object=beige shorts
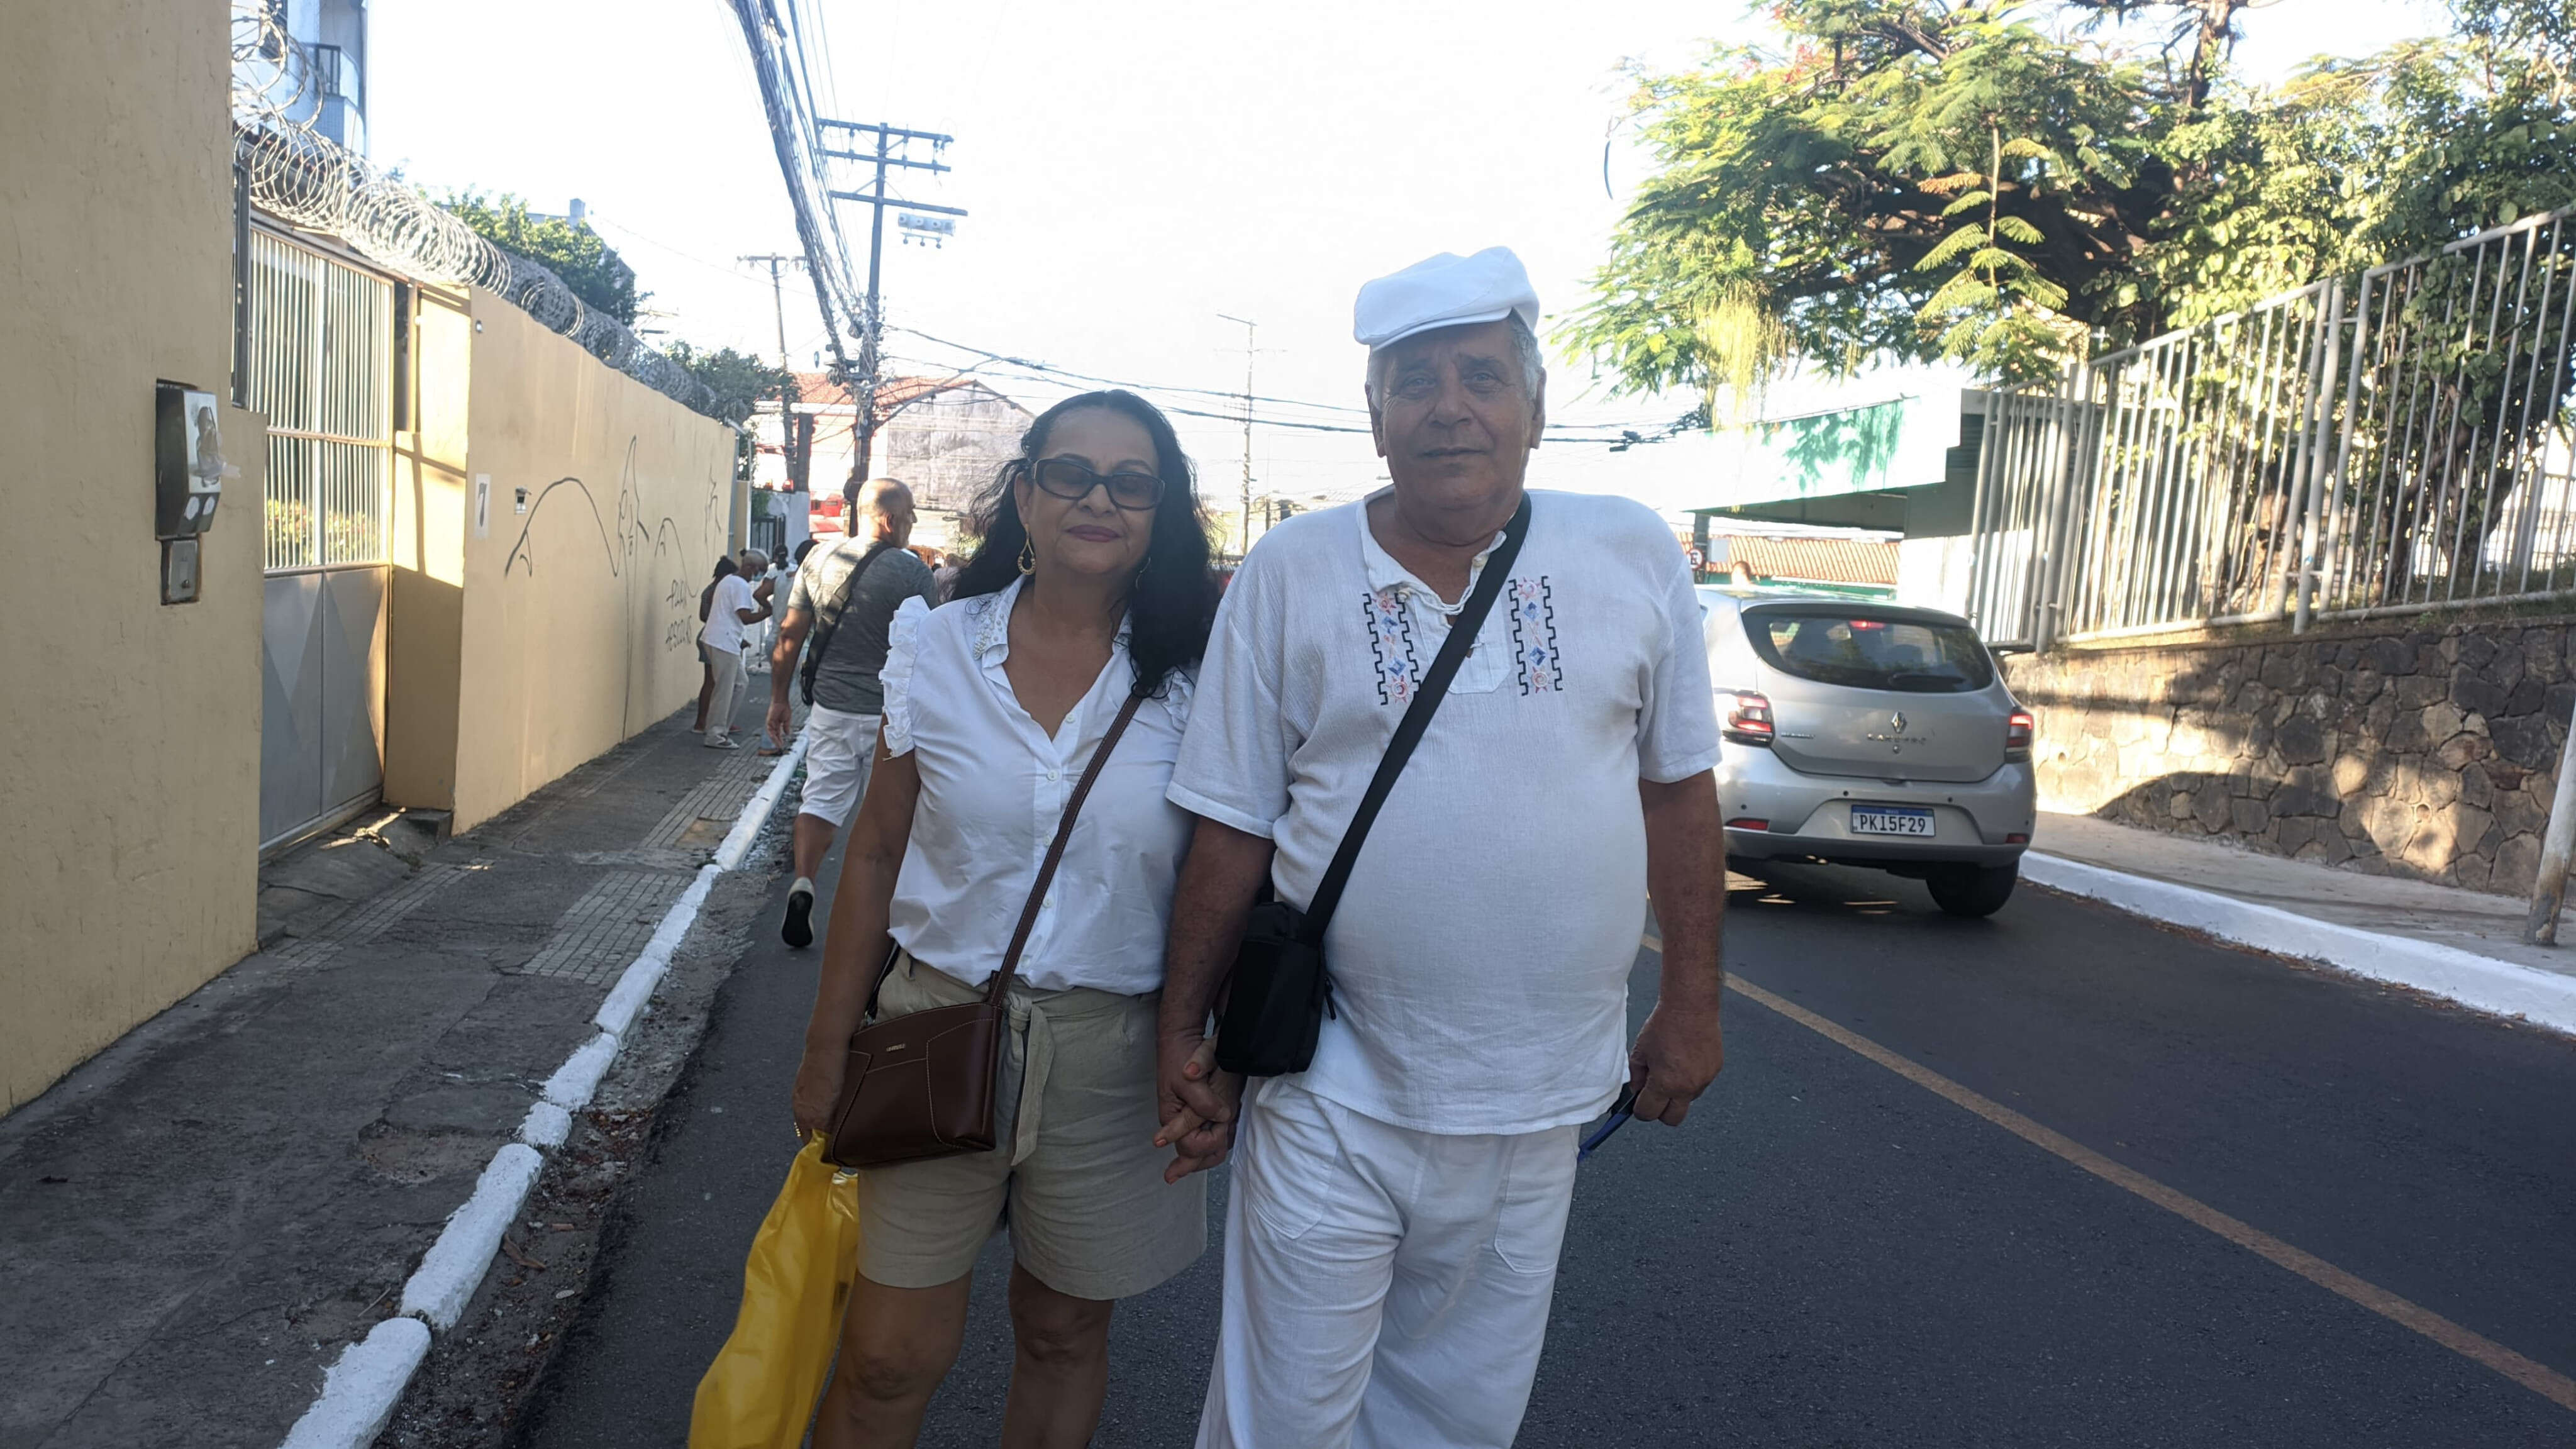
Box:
[854,952,1208,1301]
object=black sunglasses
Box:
[1028,457,1165,512]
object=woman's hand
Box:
[791,1044,846,1141]
[1155,1034,1243,1183]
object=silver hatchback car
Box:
[1699,587,2036,917]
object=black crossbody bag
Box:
[1214,496,1531,1077]
[799,539,897,706]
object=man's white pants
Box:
[1195,1080,1579,1449]
[701,641,746,743]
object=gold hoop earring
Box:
[1017,538,1036,575]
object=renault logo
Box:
[1864,711,1928,750]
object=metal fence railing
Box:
[1963,204,2576,650]
[245,227,392,573]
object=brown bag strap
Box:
[984,686,1152,1005]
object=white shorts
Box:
[799,706,881,826]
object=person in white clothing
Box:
[700,549,769,748]
[790,391,1224,1448]
[1156,248,1729,1449]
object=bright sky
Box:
[369,0,2454,509]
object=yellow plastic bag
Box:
[689,1136,860,1448]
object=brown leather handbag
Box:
[822,687,1150,1170]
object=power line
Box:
[723,1,865,379]
[887,322,1682,440]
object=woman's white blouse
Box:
[879,580,1194,996]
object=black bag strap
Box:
[801,538,898,706]
[1298,494,1531,941]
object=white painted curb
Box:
[398,1143,543,1331]
[275,1316,431,1449]
[518,1100,573,1150]
[2023,852,2576,1035]
[277,722,812,1446]
[716,736,807,870]
[540,1031,621,1113]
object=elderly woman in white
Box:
[790,389,1224,1449]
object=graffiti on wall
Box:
[496,437,728,735]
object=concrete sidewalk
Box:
[0,690,801,1449]
[2026,811,2576,1033]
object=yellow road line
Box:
[1637,933,2576,1414]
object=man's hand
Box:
[1628,997,1724,1126]
[1155,1031,1242,1183]
[791,1043,845,1140]
[765,698,794,746]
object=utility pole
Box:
[738,252,805,500]
[737,252,799,367]
[1217,313,1257,561]
[820,119,966,497]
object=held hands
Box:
[1628,996,1726,1126]
[1155,1032,1242,1184]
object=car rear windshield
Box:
[1744,611,1996,693]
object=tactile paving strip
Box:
[269,862,474,967]
[512,870,692,985]
[641,743,777,850]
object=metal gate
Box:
[1963,203,2576,650]
[245,226,393,850]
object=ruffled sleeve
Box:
[879,596,931,756]
[1155,663,1197,733]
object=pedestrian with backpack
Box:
[767,477,940,948]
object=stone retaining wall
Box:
[2001,618,2576,896]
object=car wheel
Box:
[1926,862,2018,918]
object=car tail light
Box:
[2006,832,2030,844]
[1726,817,1770,831]
[2005,708,2035,762]
[1723,691,1775,747]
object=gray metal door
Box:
[260,566,386,847]
[248,226,393,850]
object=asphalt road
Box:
[511,847,2576,1448]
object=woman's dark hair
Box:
[792,538,818,567]
[952,389,1218,696]
[708,554,738,581]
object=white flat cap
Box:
[1353,247,1540,351]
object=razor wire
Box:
[228,6,719,419]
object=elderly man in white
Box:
[1155,247,1729,1448]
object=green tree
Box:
[665,341,797,425]
[440,191,642,325]
[1566,0,2576,397]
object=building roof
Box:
[1709,533,1899,587]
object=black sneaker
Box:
[782,878,816,949]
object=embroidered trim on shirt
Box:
[1363,587,1423,706]
[967,589,1011,657]
[1509,575,1563,694]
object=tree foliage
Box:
[440,191,643,325]
[664,341,797,427]
[1565,0,2576,397]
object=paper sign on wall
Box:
[473,474,492,538]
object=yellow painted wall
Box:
[383,286,474,811]
[448,293,740,832]
[0,0,264,1110]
